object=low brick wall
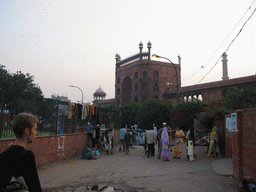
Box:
[0,130,120,167]
[0,133,87,167]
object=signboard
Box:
[226,117,232,132]
[231,113,237,132]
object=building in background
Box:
[115,42,181,105]
[92,86,115,107]
[51,95,70,116]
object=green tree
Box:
[119,102,141,127]
[171,101,204,130]
[197,98,229,130]
[136,99,173,129]
[225,86,256,110]
[5,71,44,115]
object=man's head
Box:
[162,122,167,127]
[87,122,90,126]
[12,113,38,142]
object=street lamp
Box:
[152,54,179,101]
[69,85,84,104]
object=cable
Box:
[196,6,256,85]
[225,7,256,53]
[186,0,256,81]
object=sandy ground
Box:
[38,144,239,192]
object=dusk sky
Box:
[1,0,255,103]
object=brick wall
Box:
[224,108,256,180]
[0,130,121,167]
[0,133,87,167]
[241,108,256,178]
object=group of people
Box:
[86,122,114,156]
[1,112,252,192]
[156,122,186,161]
[118,122,189,161]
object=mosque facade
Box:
[115,42,181,105]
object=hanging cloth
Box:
[77,104,82,119]
[68,102,76,119]
[82,104,88,120]
[88,105,95,119]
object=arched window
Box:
[117,77,120,84]
[134,84,138,92]
[134,72,138,79]
[143,84,147,91]
[142,96,147,102]
[153,71,159,80]
[143,71,147,78]
[153,84,159,91]
[117,88,120,95]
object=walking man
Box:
[119,125,127,152]
[145,126,157,157]
[0,113,42,191]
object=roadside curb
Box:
[212,158,233,176]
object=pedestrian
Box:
[168,126,173,152]
[103,129,112,155]
[161,123,170,161]
[0,113,42,191]
[131,125,136,148]
[186,127,196,162]
[173,126,185,159]
[145,127,157,158]
[207,126,221,157]
[108,128,114,152]
[86,122,94,144]
[93,124,101,148]
[153,124,158,152]
[124,130,131,155]
[157,123,165,159]
[119,125,126,152]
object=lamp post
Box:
[69,85,84,104]
[152,54,179,101]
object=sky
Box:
[1,0,256,103]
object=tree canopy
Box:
[225,86,256,110]
[171,101,204,130]
[136,99,173,129]
[0,67,44,115]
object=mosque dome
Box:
[94,86,106,99]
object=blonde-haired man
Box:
[0,113,42,191]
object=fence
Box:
[0,93,121,139]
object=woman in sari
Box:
[207,126,221,157]
[173,126,185,159]
[161,126,170,161]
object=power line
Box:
[186,0,256,81]
[196,5,256,84]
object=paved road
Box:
[39,144,238,192]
